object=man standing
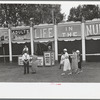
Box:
[76,50,82,73]
[22,53,30,74]
[48,46,52,51]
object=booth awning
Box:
[1,39,30,44]
[58,37,81,41]
[12,39,30,44]
[34,38,54,42]
[86,36,100,40]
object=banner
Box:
[0,28,8,41]
[57,23,81,38]
[11,28,30,40]
[85,21,100,36]
[34,24,54,39]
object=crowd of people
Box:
[21,45,82,76]
[60,48,82,76]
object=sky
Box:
[61,4,79,20]
[60,1,100,20]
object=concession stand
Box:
[0,28,9,62]
[33,24,55,66]
[57,22,82,62]
[85,19,100,61]
[1,19,100,63]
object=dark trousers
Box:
[23,62,29,74]
[78,61,82,70]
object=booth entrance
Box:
[86,39,100,62]
[34,41,55,66]
[34,41,54,56]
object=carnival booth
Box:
[57,22,82,62]
[11,26,31,62]
[33,24,55,66]
[0,28,9,62]
[85,19,100,62]
[1,19,100,63]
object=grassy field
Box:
[0,62,100,82]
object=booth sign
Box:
[85,21,100,36]
[34,25,54,39]
[11,29,30,40]
[44,51,55,66]
[57,23,81,38]
[0,28,8,41]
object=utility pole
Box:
[52,5,55,24]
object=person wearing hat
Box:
[22,52,30,74]
[59,51,64,69]
[22,45,29,54]
[76,50,82,73]
[61,48,72,75]
[71,49,78,73]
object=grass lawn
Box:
[0,62,100,82]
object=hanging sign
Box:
[0,28,8,41]
[85,21,100,36]
[11,28,30,40]
[34,25,54,39]
[57,23,81,38]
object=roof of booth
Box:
[11,26,30,30]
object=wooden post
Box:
[81,20,86,61]
[54,24,58,61]
[8,25,12,62]
[30,24,34,56]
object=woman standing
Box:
[71,49,78,73]
[59,52,64,69]
[61,48,72,75]
[30,53,38,74]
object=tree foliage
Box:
[67,5,100,22]
[0,4,64,27]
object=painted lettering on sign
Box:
[57,24,81,38]
[86,23,100,36]
[12,29,30,40]
[34,27,54,39]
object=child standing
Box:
[76,50,82,73]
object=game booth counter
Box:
[11,24,55,67]
[33,24,55,66]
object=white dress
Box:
[60,54,65,65]
[63,52,71,71]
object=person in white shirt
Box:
[22,53,30,74]
[61,48,72,75]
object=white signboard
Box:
[18,56,44,66]
[44,52,51,66]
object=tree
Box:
[67,5,100,22]
[0,4,64,27]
